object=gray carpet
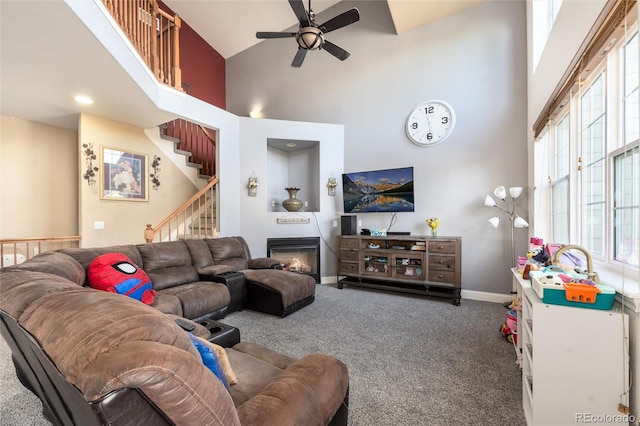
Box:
[0,283,525,425]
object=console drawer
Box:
[429,255,456,271]
[429,270,455,284]
[428,241,456,254]
[340,250,359,263]
[339,262,360,275]
[340,238,360,250]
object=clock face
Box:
[406,100,456,147]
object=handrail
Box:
[101,0,182,91]
[0,236,81,268]
[145,176,218,242]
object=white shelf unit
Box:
[513,269,630,426]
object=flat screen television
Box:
[342,167,415,213]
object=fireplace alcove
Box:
[266,237,320,283]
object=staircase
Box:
[100,0,218,243]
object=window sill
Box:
[595,263,640,311]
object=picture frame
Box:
[100,146,148,201]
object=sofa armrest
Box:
[236,354,348,426]
[248,258,281,270]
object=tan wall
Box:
[79,114,198,248]
[0,116,78,238]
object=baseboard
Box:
[461,289,514,304]
[322,276,513,305]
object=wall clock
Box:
[406,100,456,147]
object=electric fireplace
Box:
[267,237,320,283]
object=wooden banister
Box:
[0,236,80,268]
[144,176,218,243]
[102,0,182,91]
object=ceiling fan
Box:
[256,0,360,68]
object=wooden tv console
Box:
[337,235,461,305]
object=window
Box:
[532,0,564,71]
[623,33,639,145]
[580,72,606,257]
[552,113,570,243]
[613,147,639,266]
[546,28,639,272]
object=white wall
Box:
[237,117,345,279]
[227,0,528,294]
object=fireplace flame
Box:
[284,257,312,274]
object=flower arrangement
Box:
[426,217,440,237]
[82,143,99,187]
[150,155,161,190]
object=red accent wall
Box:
[159,1,226,109]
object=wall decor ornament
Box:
[100,146,148,201]
[282,187,303,212]
[248,173,259,196]
[327,177,337,196]
[150,155,161,190]
[82,143,99,187]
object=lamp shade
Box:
[514,216,529,228]
[484,195,496,207]
[488,217,500,228]
[493,186,506,200]
[509,187,523,199]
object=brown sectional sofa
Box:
[0,238,348,425]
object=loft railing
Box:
[144,176,218,243]
[102,0,182,90]
[0,236,80,268]
[163,119,217,177]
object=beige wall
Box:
[0,116,78,238]
[79,114,198,247]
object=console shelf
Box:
[337,235,461,305]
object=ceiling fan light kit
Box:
[256,0,360,67]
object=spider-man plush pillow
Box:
[88,253,156,305]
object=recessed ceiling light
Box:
[75,95,94,105]
[286,142,297,147]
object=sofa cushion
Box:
[0,270,81,318]
[182,239,215,269]
[236,354,348,426]
[158,282,230,319]
[136,241,199,290]
[17,288,241,426]
[205,237,249,271]
[3,251,85,285]
[58,245,142,283]
[151,293,184,316]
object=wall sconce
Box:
[248,172,259,196]
[327,176,337,196]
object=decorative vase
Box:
[282,187,303,212]
[431,228,438,237]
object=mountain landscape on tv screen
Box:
[342,168,415,213]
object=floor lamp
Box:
[484,186,529,293]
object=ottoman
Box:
[241,269,316,317]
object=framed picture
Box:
[100,146,148,201]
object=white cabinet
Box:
[514,270,630,425]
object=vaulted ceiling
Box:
[0,0,487,130]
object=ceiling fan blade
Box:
[322,40,350,61]
[288,0,309,27]
[256,32,297,39]
[291,47,307,68]
[318,8,360,34]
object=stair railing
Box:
[0,236,80,268]
[163,119,217,177]
[144,176,218,243]
[102,0,182,90]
